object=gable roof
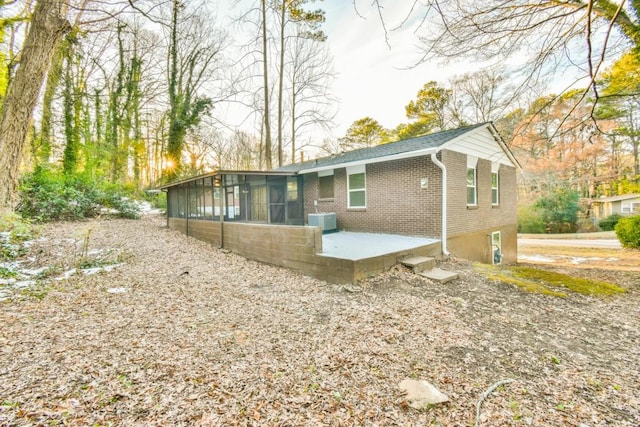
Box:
[591,194,640,203]
[276,122,520,174]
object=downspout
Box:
[430,152,450,256]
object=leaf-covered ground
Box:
[1,216,639,426]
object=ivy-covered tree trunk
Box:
[36,38,67,165]
[62,49,83,176]
[165,0,213,180]
[107,23,127,183]
[0,0,70,210]
[62,56,77,174]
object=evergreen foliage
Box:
[598,213,622,231]
[615,215,640,249]
[534,188,581,233]
[17,167,141,222]
[517,205,546,233]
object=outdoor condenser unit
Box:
[308,213,337,233]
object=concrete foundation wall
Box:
[166,218,441,284]
[448,224,518,264]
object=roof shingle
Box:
[275,123,488,173]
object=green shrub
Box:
[518,205,546,233]
[535,188,581,233]
[615,215,640,249]
[599,213,622,231]
[0,212,36,260]
[145,191,167,210]
[17,167,141,222]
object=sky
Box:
[216,0,462,139]
[213,1,606,142]
[320,1,453,136]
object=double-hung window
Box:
[347,165,366,208]
[466,156,478,206]
[491,163,500,206]
[318,170,334,199]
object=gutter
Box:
[430,152,450,256]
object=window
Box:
[466,167,477,206]
[492,231,502,265]
[491,172,499,205]
[467,156,478,206]
[287,179,298,201]
[622,201,640,214]
[347,165,366,208]
[318,170,334,199]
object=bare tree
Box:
[287,34,335,163]
[365,1,638,128]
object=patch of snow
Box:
[571,257,589,265]
[13,280,36,289]
[107,287,129,294]
[81,263,123,275]
[518,254,556,263]
[0,278,17,285]
[20,266,50,277]
[0,261,22,270]
[138,200,164,215]
[56,269,77,280]
[0,290,11,301]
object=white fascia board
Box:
[297,147,439,174]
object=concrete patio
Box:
[320,231,440,261]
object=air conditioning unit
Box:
[308,213,337,233]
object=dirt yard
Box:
[1,215,639,426]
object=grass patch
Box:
[511,266,626,296]
[474,264,626,297]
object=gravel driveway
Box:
[1,215,639,426]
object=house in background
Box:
[591,194,640,221]
[160,122,520,283]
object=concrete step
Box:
[419,268,459,283]
[400,256,436,273]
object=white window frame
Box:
[467,167,477,206]
[491,231,502,265]
[467,156,478,206]
[347,165,366,208]
[491,163,500,206]
[621,202,631,214]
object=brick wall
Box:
[441,150,518,263]
[304,156,443,237]
[303,150,518,264]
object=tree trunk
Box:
[277,0,285,167]
[291,79,296,163]
[0,0,70,210]
[37,39,66,165]
[261,0,272,170]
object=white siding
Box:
[442,126,513,166]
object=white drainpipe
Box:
[430,152,450,256]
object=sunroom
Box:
[161,170,304,225]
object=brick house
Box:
[160,122,520,282]
[277,122,521,264]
